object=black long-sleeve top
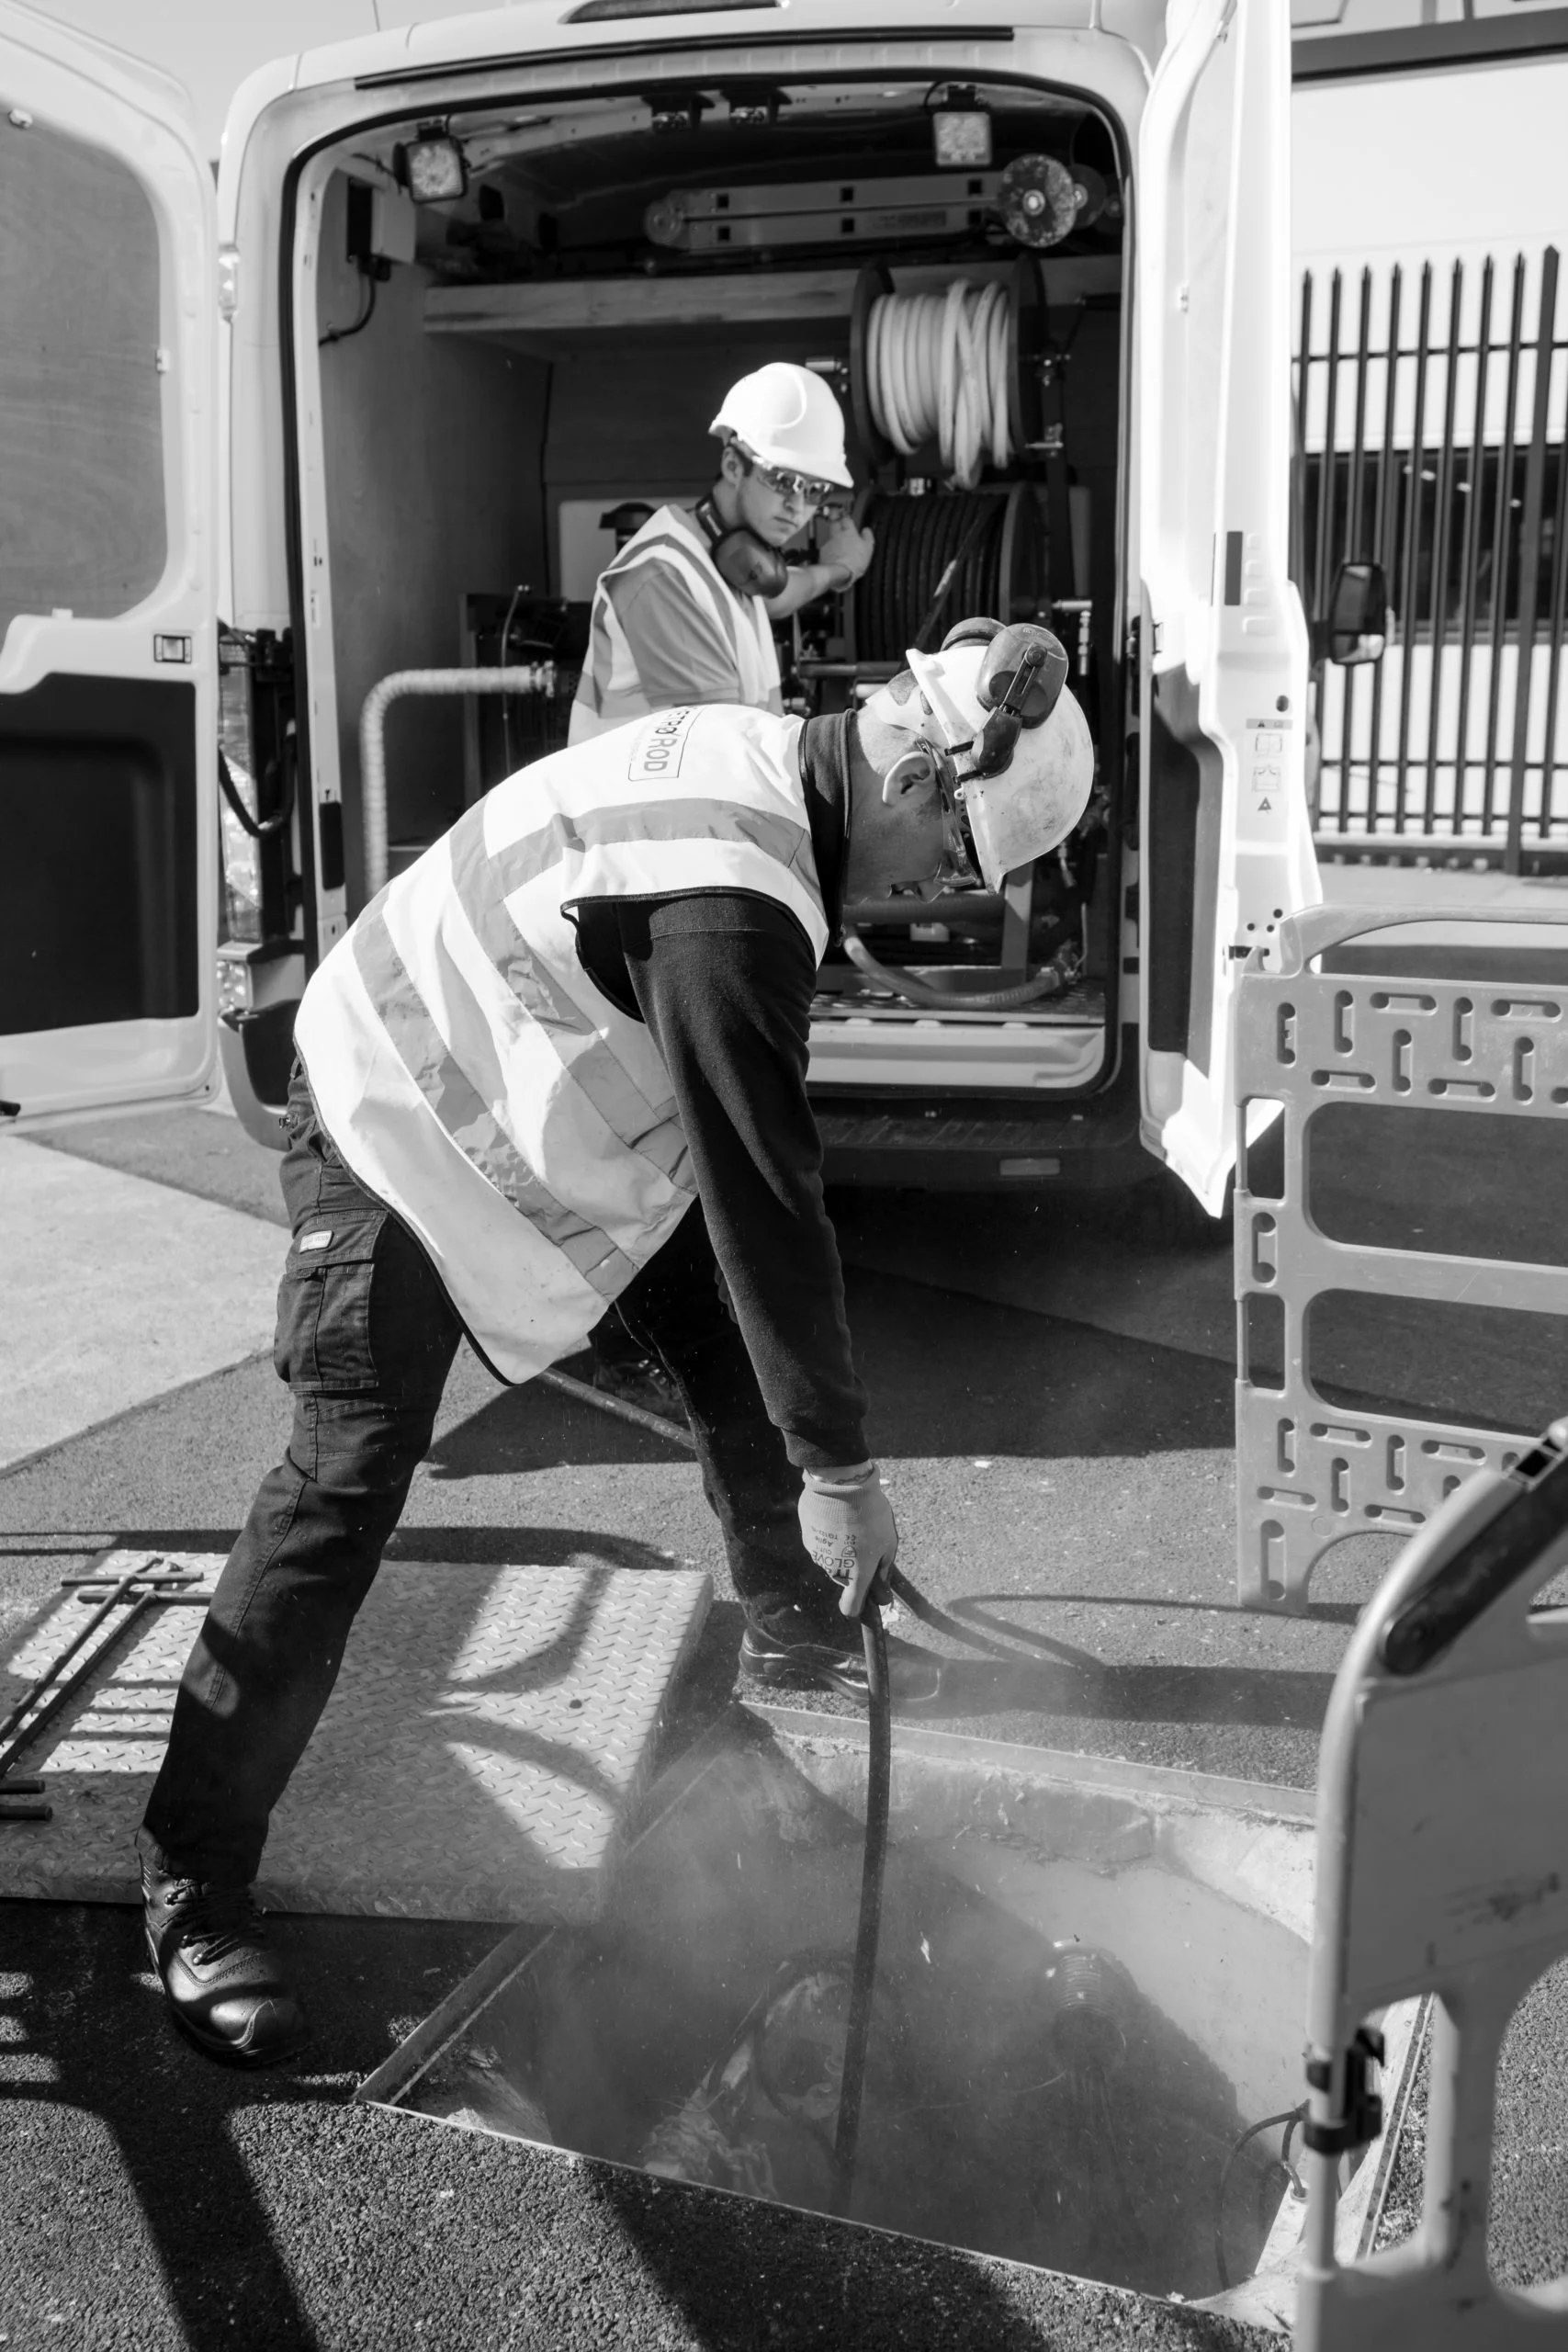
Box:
[570,712,865,1472]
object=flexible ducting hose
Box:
[866,282,1011,489]
[358,666,555,898]
[840,926,1071,1012]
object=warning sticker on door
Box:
[627,707,699,784]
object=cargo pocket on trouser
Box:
[273,1210,388,1395]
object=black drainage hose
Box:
[829,1565,1045,2211]
[830,1593,891,2217]
[886,1563,1021,1660]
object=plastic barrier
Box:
[1293,1421,1568,2346]
[1234,903,1568,1611]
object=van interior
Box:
[289,72,1129,1108]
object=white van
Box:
[0,0,1375,1214]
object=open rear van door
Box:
[0,1,218,1124]
[1135,0,1314,1213]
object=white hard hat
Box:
[709,362,853,492]
[863,622,1094,888]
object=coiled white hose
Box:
[865,281,1010,489]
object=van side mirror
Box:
[1322,560,1389,666]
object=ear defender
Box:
[973,624,1069,729]
[694,496,790,600]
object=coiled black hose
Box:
[855,491,1008,662]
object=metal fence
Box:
[1297,247,1568,869]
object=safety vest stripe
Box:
[386,836,694,1241]
[445,808,693,1183]
[605,534,741,661]
[350,905,636,1298]
[483,797,814,903]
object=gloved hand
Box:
[818,517,875,589]
[797,1461,898,1620]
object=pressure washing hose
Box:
[866,283,1011,488]
[840,928,1073,1012]
[830,1592,891,2216]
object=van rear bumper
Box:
[813,1030,1145,1191]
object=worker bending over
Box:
[568,361,874,742]
[137,617,1092,2068]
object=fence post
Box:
[1505,246,1560,875]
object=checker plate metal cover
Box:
[0,1552,711,1922]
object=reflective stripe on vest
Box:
[295,704,826,1383]
[569,503,782,743]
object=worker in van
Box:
[567,360,874,743]
[135,617,1091,2066]
[571,361,874,1412]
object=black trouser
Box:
[141,1068,834,1886]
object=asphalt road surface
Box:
[4,1098,1566,2349]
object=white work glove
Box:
[818,517,874,589]
[797,1461,898,1620]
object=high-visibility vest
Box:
[296,703,828,1382]
[568,503,782,743]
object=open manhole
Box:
[360,1708,1419,2317]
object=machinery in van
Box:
[0,0,1383,1212]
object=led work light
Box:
[931,88,992,171]
[395,127,468,204]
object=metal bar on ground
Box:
[1505,246,1559,871]
[537,1367,696,1450]
[0,1596,158,1782]
[0,1556,162,1752]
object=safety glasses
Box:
[739,451,838,509]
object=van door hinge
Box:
[218,246,240,321]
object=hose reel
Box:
[849,483,1044,664]
[849,255,1051,487]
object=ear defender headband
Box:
[694,494,790,601]
[938,619,1071,779]
[871,620,1069,777]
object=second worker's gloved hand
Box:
[797,1461,897,1620]
[818,517,875,588]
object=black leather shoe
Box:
[141,1845,310,2067]
[739,1621,942,1707]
